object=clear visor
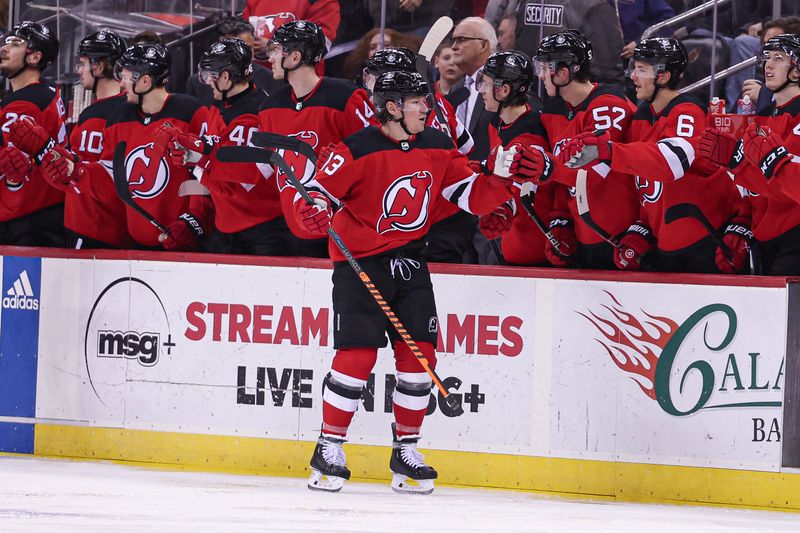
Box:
[759,50,791,69]
[625,60,661,79]
[113,62,140,83]
[392,93,434,113]
[362,68,377,91]
[3,36,27,48]
[266,41,288,58]
[197,68,220,86]
[476,69,503,91]
[532,59,557,76]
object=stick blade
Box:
[418,16,454,60]
[664,203,702,225]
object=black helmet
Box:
[482,50,534,101]
[365,47,416,75]
[79,30,126,62]
[534,29,592,80]
[115,43,170,86]
[270,20,326,64]
[631,38,688,89]
[198,38,253,83]
[8,21,59,69]
[373,70,429,119]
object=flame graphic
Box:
[577,291,678,400]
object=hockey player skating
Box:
[258,20,375,257]
[561,38,751,274]
[10,30,131,249]
[531,30,639,270]
[295,71,542,493]
[0,21,66,246]
[38,43,214,251]
[700,34,800,275]
[155,38,296,255]
[475,50,557,266]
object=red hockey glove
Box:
[8,116,55,165]
[544,214,577,267]
[562,130,612,169]
[614,222,654,271]
[743,123,792,179]
[315,142,338,172]
[509,143,554,184]
[154,124,215,167]
[716,220,752,274]
[0,145,32,183]
[294,191,332,237]
[479,201,514,240]
[159,212,205,251]
[41,145,79,186]
[698,128,744,169]
[485,144,518,178]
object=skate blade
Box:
[307,469,346,492]
[391,473,434,495]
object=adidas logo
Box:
[2,270,39,310]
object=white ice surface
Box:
[0,456,798,533]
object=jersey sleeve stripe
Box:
[657,137,694,180]
[442,174,476,213]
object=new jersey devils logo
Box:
[126,143,169,199]
[635,176,663,205]
[377,171,433,234]
[258,12,297,38]
[276,131,319,191]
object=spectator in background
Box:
[341,28,410,83]
[242,0,340,60]
[618,0,675,61]
[497,14,517,51]
[132,30,162,45]
[514,0,626,86]
[368,0,454,34]
[484,0,520,28]
[434,40,464,95]
[184,16,279,105]
[740,16,800,113]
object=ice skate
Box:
[389,423,437,494]
[308,434,350,492]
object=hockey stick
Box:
[416,16,455,138]
[218,145,464,415]
[664,202,734,265]
[517,182,567,258]
[251,132,318,164]
[112,142,170,234]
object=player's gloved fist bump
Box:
[159,212,205,251]
[743,123,792,179]
[0,145,33,183]
[544,214,577,267]
[554,137,583,166]
[614,222,654,271]
[563,129,612,169]
[698,128,743,169]
[41,145,79,186]
[716,219,752,274]
[8,117,54,164]
[479,201,514,240]
[295,191,332,237]
[509,144,554,184]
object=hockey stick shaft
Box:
[518,193,565,256]
[112,142,170,234]
[250,132,318,164]
[664,203,734,263]
[218,146,462,413]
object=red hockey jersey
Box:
[728,95,800,241]
[487,106,556,265]
[309,126,514,261]
[243,0,340,42]
[258,77,376,239]
[612,95,748,251]
[0,82,66,221]
[67,92,131,247]
[80,94,213,247]
[541,84,639,245]
[202,85,282,234]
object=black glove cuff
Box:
[548,217,573,230]
[760,145,789,178]
[179,212,204,238]
[625,223,655,244]
[723,223,753,241]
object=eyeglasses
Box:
[452,36,487,46]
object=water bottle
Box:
[737,95,754,115]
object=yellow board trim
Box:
[30,424,800,511]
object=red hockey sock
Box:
[392,340,436,437]
[321,347,378,437]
